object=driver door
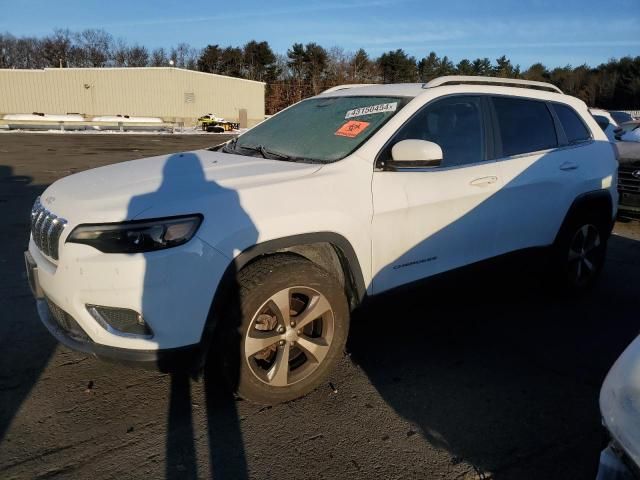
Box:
[371,95,502,293]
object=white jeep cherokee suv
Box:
[25,76,618,404]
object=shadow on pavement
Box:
[126,153,253,479]
[349,234,640,479]
[0,165,57,443]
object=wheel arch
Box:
[555,189,615,244]
[197,232,366,365]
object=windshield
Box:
[611,111,633,124]
[224,96,408,163]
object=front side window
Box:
[554,104,591,144]
[380,96,485,168]
[492,97,558,157]
[225,96,407,163]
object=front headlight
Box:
[67,215,202,253]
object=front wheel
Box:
[217,254,349,404]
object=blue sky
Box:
[1,0,639,68]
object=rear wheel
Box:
[567,224,604,288]
[551,211,610,292]
[218,254,349,404]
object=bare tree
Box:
[326,46,350,85]
[127,45,149,67]
[112,38,128,67]
[150,47,168,67]
[41,29,74,67]
[75,29,112,67]
[170,43,199,69]
[0,33,16,68]
[10,36,44,68]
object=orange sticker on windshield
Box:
[335,120,370,138]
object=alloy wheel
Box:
[567,224,601,287]
[244,286,335,387]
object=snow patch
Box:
[0,127,243,136]
[3,113,85,122]
[91,116,163,123]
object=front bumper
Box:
[27,233,229,353]
[35,297,200,370]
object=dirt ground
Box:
[1,133,639,479]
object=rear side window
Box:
[554,104,591,144]
[492,97,558,157]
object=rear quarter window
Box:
[492,97,558,157]
[554,104,592,144]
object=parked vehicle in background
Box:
[590,109,619,142]
[616,142,640,220]
[25,76,618,404]
[609,110,635,125]
[197,113,240,132]
[617,122,640,142]
[598,336,640,480]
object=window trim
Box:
[374,93,493,171]
[549,101,594,147]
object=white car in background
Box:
[25,76,618,404]
[598,336,640,479]
[620,125,640,143]
[590,108,619,142]
[610,111,636,125]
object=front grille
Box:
[30,197,67,260]
[46,297,91,342]
[618,166,640,194]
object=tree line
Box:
[1,29,639,114]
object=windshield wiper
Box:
[221,141,316,163]
[220,137,238,153]
[237,144,292,160]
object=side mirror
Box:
[391,140,443,167]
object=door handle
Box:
[469,176,498,187]
[559,161,578,171]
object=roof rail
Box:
[424,76,563,94]
[322,83,376,94]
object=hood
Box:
[39,149,322,223]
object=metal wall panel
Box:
[0,67,265,126]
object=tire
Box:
[550,209,610,292]
[216,254,349,404]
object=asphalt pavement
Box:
[1,133,639,479]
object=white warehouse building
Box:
[0,67,265,127]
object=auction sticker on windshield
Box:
[335,120,370,138]
[345,102,398,119]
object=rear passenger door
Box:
[490,96,584,254]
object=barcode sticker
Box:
[345,102,398,119]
